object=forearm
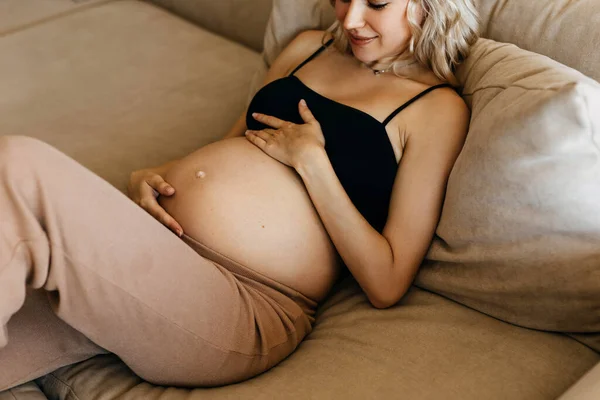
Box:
[295,147,396,308]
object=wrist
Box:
[295,145,327,178]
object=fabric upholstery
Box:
[0,0,113,37]
[0,0,261,193]
[263,0,334,67]
[37,280,599,400]
[0,382,48,400]
[144,0,273,52]
[414,38,600,350]
[476,0,600,82]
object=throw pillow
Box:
[415,38,600,351]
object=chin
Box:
[350,49,377,65]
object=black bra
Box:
[246,38,452,233]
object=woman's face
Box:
[334,0,416,65]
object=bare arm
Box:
[295,89,470,309]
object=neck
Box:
[364,58,418,76]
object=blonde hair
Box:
[327,0,480,87]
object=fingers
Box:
[252,112,287,129]
[147,174,175,197]
[245,129,275,147]
[137,176,183,236]
[139,192,184,236]
[298,99,317,124]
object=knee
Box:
[0,136,54,168]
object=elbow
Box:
[367,284,407,310]
[369,296,394,309]
[367,273,411,309]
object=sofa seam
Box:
[462,84,563,98]
[6,388,17,400]
[0,0,121,39]
[44,373,82,400]
[581,86,600,154]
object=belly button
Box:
[195,170,206,179]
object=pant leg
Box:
[0,136,313,389]
[0,288,108,390]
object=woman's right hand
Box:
[128,168,184,237]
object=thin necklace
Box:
[372,66,392,75]
[370,60,418,75]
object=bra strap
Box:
[289,38,335,76]
[382,83,453,126]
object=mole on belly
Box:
[195,170,206,179]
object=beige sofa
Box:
[1,0,599,399]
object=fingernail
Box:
[245,130,249,135]
[177,229,183,237]
[300,99,307,106]
[252,113,258,118]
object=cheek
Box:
[381,13,411,42]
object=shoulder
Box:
[406,84,470,145]
[269,30,333,77]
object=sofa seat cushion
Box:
[37,279,598,399]
[0,382,48,400]
[0,0,113,36]
[0,0,261,193]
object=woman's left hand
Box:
[245,99,325,169]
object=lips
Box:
[348,33,378,46]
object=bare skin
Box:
[129,0,470,307]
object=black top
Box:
[246,38,452,233]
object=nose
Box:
[342,1,366,30]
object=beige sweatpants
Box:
[0,136,317,390]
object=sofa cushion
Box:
[37,280,599,399]
[0,382,47,400]
[476,0,600,82]
[0,0,113,36]
[413,38,600,350]
[145,0,273,52]
[0,0,261,193]
[262,0,333,68]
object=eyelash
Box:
[369,2,389,10]
[339,1,390,11]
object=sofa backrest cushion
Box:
[477,0,600,83]
[415,38,600,350]
[145,0,273,52]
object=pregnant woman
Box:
[1,0,478,390]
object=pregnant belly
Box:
[159,137,341,302]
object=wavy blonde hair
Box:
[327,0,480,87]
